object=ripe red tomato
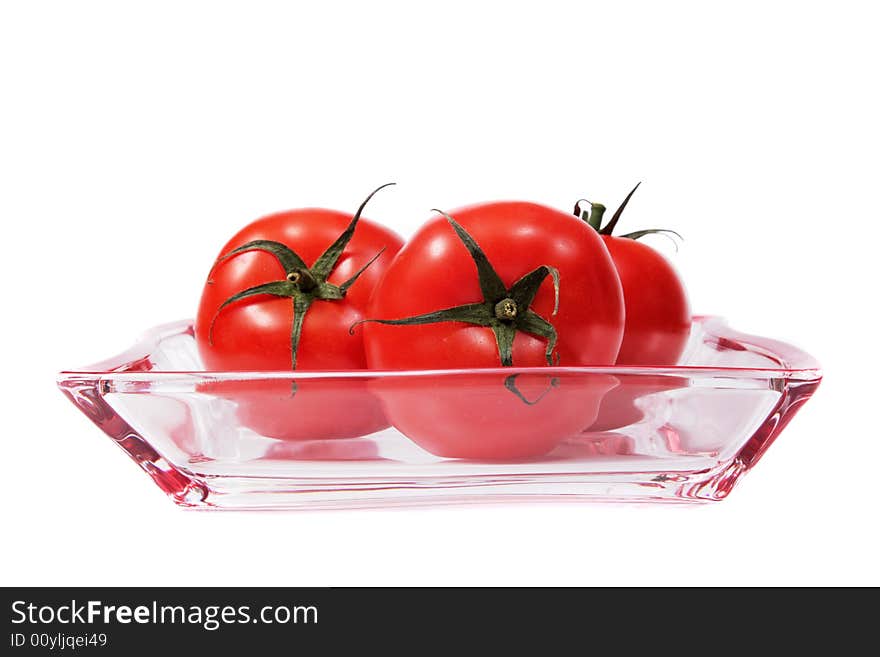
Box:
[601,236,690,365]
[194,185,404,440]
[587,232,691,430]
[359,202,625,459]
[575,184,691,366]
[575,184,691,431]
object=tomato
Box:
[194,185,404,440]
[359,202,625,459]
[588,233,691,430]
[575,184,691,431]
[601,235,690,365]
[575,184,691,366]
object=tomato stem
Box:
[599,182,641,235]
[494,298,519,320]
[573,182,683,247]
[586,203,606,231]
[286,268,318,292]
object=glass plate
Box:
[57,317,820,509]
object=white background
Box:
[1,1,877,586]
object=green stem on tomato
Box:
[573,182,682,249]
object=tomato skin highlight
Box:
[361,201,625,459]
[600,234,690,367]
[194,207,404,440]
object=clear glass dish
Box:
[57,316,821,509]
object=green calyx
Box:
[574,182,682,247]
[208,182,394,369]
[352,210,561,367]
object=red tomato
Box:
[575,184,691,366]
[601,237,690,365]
[575,184,691,431]
[584,236,691,430]
[359,202,625,459]
[194,186,404,440]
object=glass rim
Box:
[57,315,822,381]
